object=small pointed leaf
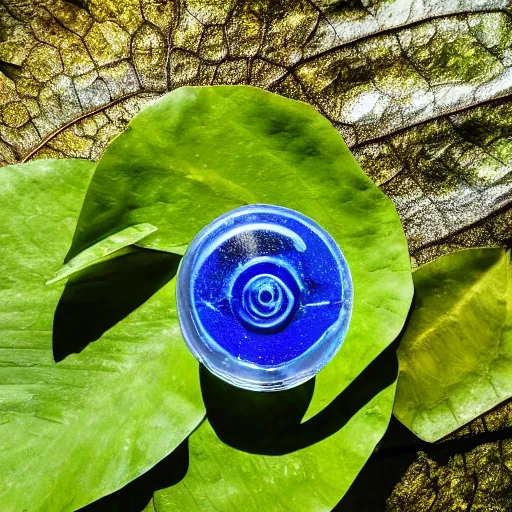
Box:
[46,223,158,285]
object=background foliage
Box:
[1,0,512,509]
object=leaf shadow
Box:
[78,438,190,512]
[201,339,398,456]
[334,295,424,511]
[53,248,180,362]
[334,417,422,511]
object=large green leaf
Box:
[65,84,411,508]
[394,248,512,442]
[68,85,413,418]
[0,159,204,511]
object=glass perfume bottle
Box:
[176,204,352,391]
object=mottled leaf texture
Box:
[394,248,512,442]
[0,0,511,267]
[1,0,512,509]
[0,160,204,511]
[387,445,512,512]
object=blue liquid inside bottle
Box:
[177,205,352,391]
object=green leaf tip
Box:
[46,223,158,285]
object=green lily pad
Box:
[394,248,512,442]
[64,85,412,507]
[0,159,204,511]
[68,85,413,417]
